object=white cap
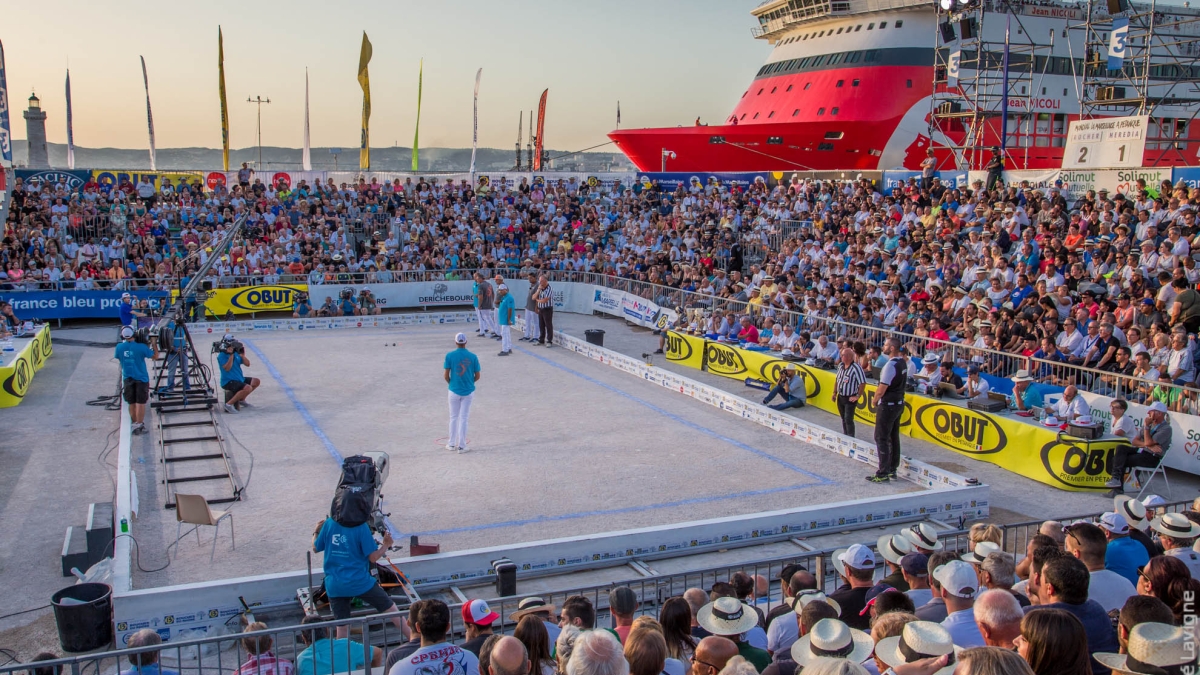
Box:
[120,326,135,339]
[933,560,978,598]
[837,544,876,573]
[455,332,468,344]
[223,333,234,341]
[121,292,131,300]
[1098,512,1130,535]
[498,284,509,290]
[1148,401,1169,414]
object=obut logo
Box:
[854,391,914,427]
[3,354,31,397]
[1039,439,1121,489]
[229,286,299,310]
[665,331,693,362]
[704,343,748,376]
[913,402,1006,454]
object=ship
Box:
[609,0,1200,173]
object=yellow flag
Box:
[358,32,372,170]
[218,27,229,172]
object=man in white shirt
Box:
[810,334,839,362]
[1064,522,1137,613]
[1053,386,1089,422]
[961,366,991,403]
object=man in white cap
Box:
[118,291,146,329]
[829,544,876,630]
[934,560,984,647]
[913,353,942,394]
[496,284,515,356]
[1097,510,1149,586]
[444,333,481,454]
[114,325,157,435]
[1105,401,1172,496]
[1150,512,1200,576]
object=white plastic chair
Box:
[1128,448,1171,500]
[173,493,235,561]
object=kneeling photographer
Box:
[293,291,313,319]
[357,288,381,316]
[338,288,358,317]
[316,295,337,318]
[216,334,260,413]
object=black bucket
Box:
[584,329,605,347]
[51,583,113,652]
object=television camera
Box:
[330,451,392,538]
[212,335,245,355]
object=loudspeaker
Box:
[493,558,517,597]
[940,21,957,43]
[1107,0,1129,14]
[960,17,976,39]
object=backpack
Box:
[330,456,377,528]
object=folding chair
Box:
[173,493,235,561]
[1129,448,1171,500]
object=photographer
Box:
[217,334,260,413]
[357,288,381,316]
[316,296,337,318]
[115,325,157,435]
[292,292,313,319]
[311,516,408,640]
[338,289,358,317]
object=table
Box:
[0,325,53,407]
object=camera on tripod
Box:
[212,335,245,355]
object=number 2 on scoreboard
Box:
[1078,146,1088,164]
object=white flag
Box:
[302,68,312,171]
[140,56,157,170]
[65,70,75,169]
[470,68,481,174]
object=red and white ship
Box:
[609,0,1200,172]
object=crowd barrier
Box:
[0,325,53,407]
[663,330,1200,489]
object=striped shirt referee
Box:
[834,355,866,437]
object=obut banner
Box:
[0,325,53,407]
[198,285,308,316]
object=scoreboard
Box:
[1062,115,1149,168]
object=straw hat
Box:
[790,619,874,666]
[878,534,915,565]
[1150,512,1200,540]
[875,622,962,675]
[792,590,841,616]
[1093,623,1195,674]
[696,597,759,637]
[510,597,556,621]
[960,541,1002,565]
[1115,494,1149,530]
[903,523,945,552]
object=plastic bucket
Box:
[51,583,113,652]
[584,329,605,347]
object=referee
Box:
[833,347,865,437]
[869,337,907,483]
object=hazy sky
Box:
[5,1,767,152]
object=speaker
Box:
[493,558,517,597]
[1107,0,1129,14]
[940,21,957,43]
[960,17,976,39]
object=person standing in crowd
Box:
[444,332,481,454]
[118,292,147,329]
[869,338,906,483]
[115,325,156,435]
[461,599,499,656]
[388,600,479,675]
[833,348,865,437]
[521,273,540,343]
[496,284,515,356]
[237,162,253,187]
[1106,401,1171,495]
[535,275,554,346]
[985,147,1004,191]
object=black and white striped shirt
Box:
[836,362,866,397]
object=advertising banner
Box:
[1078,390,1200,476]
[881,171,968,190]
[15,169,91,191]
[663,330,705,371]
[91,170,207,191]
[0,289,170,320]
[635,172,772,192]
[0,326,53,408]
[200,285,307,316]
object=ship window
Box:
[786,84,794,92]
[825,131,845,139]
[757,88,764,95]
[768,136,784,145]
[869,149,882,156]
[1063,29,1068,37]
[880,21,887,28]
[740,114,747,120]
[1041,87,1046,95]
[1064,88,1069,95]
[868,23,875,29]
[709,136,726,144]
[818,107,826,115]
[793,109,801,116]
[847,52,861,63]
[831,107,840,115]
[742,91,748,98]
[753,112,760,119]
[837,27,844,34]
[907,80,913,87]
[768,111,776,118]
[804,82,812,90]
[856,25,862,31]
[818,143,835,150]
[771,87,778,93]
[836,80,845,87]
[852,79,860,86]
[896,20,904,27]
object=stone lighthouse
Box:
[23,92,49,169]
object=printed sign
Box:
[1063,115,1148,169]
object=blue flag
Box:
[1109,18,1130,70]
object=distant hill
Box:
[11,141,634,173]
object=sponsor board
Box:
[0,326,51,407]
[14,169,90,190]
[198,285,307,316]
[911,401,1007,454]
[0,289,171,320]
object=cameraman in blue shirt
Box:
[311,517,408,641]
[114,326,157,435]
[217,334,260,413]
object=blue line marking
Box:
[515,345,833,483]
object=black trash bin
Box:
[584,329,605,347]
[51,583,113,652]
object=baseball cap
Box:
[120,326,135,339]
[223,333,234,341]
[121,292,131,300]
[933,560,978,598]
[455,332,468,344]
[836,544,876,574]
[498,284,508,290]
[1098,512,1130,535]
[900,552,929,576]
[1148,401,1169,414]
[859,584,898,616]
[462,599,499,626]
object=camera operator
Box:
[115,325,157,435]
[338,289,359,317]
[312,516,408,640]
[157,314,190,395]
[292,292,313,319]
[217,334,260,413]
[316,295,337,318]
[357,288,381,316]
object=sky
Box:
[4,1,768,152]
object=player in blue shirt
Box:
[496,284,515,356]
[118,292,146,328]
[444,333,481,453]
[114,326,157,435]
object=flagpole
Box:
[65,70,75,170]
[470,68,481,176]
[302,68,312,171]
[140,56,157,171]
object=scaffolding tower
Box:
[1078,0,1200,165]
[930,2,1055,171]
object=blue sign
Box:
[1173,167,1200,189]
[881,170,968,190]
[1109,18,1129,70]
[636,172,771,192]
[0,289,171,320]
[14,169,90,190]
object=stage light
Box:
[940,0,952,10]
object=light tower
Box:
[23,92,49,169]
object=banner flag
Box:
[65,70,75,169]
[470,68,481,174]
[412,58,423,172]
[617,101,621,128]
[1000,17,1010,151]
[357,32,372,170]
[218,27,230,172]
[0,40,10,229]
[947,49,961,88]
[140,56,157,171]
[533,89,547,171]
[1109,17,1130,70]
[302,68,312,171]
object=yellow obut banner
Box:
[201,285,308,315]
[0,326,53,407]
[667,336,1110,491]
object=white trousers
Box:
[476,309,497,334]
[500,324,512,352]
[448,391,473,449]
[523,309,539,339]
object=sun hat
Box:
[510,596,556,621]
[960,541,1002,565]
[933,560,979,598]
[1098,512,1130,535]
[1148,401,1170,414]
[875,621,961,675]
[878,534,915,565]
[1076,415,1094,425]
[790,619,874,666]
[923,353,940,365]
[462,598,499,626]
[696,597,760,637]
[1115,494,1149,528]
[1143,495,1168,508]
[455,332,468,344]
[1011,369,1035,383]
[903,523,945,552]
[1043,415,1062,427]
[1150,512,1200,540]
[792,590,841,616]
[1093,622,1194,674]
[833,544,877,578]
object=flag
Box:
[0,40,11,229]
[302,68,312,171]
[999,17,1010,153]
[533,89,548,171]
[218,27,230,172]
[947,49,961,88]
[617,101,621,128]
[1109,17,1130,70]
[357,32,372,170]
[65,70,75,169]
[140,56,157,170]
[469,68,481,174]
[412,58,423,172]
